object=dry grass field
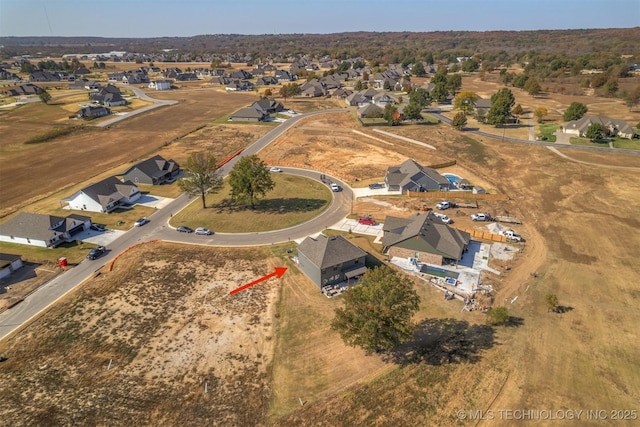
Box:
[1,71,640,426]
[0,87,257,217]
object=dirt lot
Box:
[2,81,640,425]
[0,244,280,426]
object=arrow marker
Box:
[229,266,288,295]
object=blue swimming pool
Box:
[443,173,461,184]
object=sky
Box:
[1,0,638,38]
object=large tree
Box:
[408,87,431,109]
[585,123,605,140]
[563,102,588,121]
[430,82,449,103]
[411,62,426,77]
[524,77,542,96]
[228,155,275,209]
[402,102,424,121]
[39,90,52,105]
[453,91,479,115]
[451,111,467,130]
[383,104,399,125]
[487,88,515,126]
[178,152,223,209]
[331,266,420,354]
[279,83,300,101]
[534,106,548,123]
[446,74,462,96]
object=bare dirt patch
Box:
[0,243,280,426]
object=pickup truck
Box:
[499,229,523,242]
[436,201,452,210]
[470,213,491,222]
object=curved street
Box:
[0,108,350,341]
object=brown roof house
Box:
[0,212,91,248]
[382,212,470,266]
[384,159,450,193]
[297,234,368,288]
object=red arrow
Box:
[229,266,288,295]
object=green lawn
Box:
[171,174,332,232]
[538,123,558,142]
[613,138,640,150]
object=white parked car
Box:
[330,183,341,192]
[432,212,452,224]
[471,213,491,221]
[436,201,451,210]
[195,227,213,235]
[269,167,283,173]
[134,217,149,227]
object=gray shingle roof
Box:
[385,159,449,191]
[298,234,367,269]
[120,155,179,179]
[382,212,470,260]
[0,212,65,242]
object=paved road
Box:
[0,108,349,342]
[427,109,640,155]
[96,87,178,128]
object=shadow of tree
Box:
[215,197,327,214]
[383,318,499,366]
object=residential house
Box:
[300,80,328,97]
[332,88,353,99]
[230,69,253,80]
[474,97,492,118]
[61,176,141,213]
[274,69,295,83]
[175,72,199,81]
[372,92,395,106]
[148,80,172,90]
[29,71,60,82]
[229,107,268,122]
[297,234,368,288]
[76,105,112,120]
[209,76,231,85]
[345,92,368,107]
[91,84,126,106]
[225,80,254,91]
[0,212,92,248]
[0,253,23,279]
[5,83,43,97]
[563,115,638,140]
[120,155,180,185]
[384,159,450,193]
[382,212,470,265]
[251,99,284,114]
[255,76,278,86]
[357,103,383,118]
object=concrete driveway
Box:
[74,228,126,246]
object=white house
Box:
[0,212,91,248]
[61,176,141,213]
[149,80,172,91]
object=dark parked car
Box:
[87,246,106,260]
[176,226,194,233]
[90,224,106,232]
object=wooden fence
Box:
[459,228,508,243]
[406,191,508,201]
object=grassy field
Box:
[538,123,558,142]
[171,174,332,232]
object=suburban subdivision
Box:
[1,25,639,426]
